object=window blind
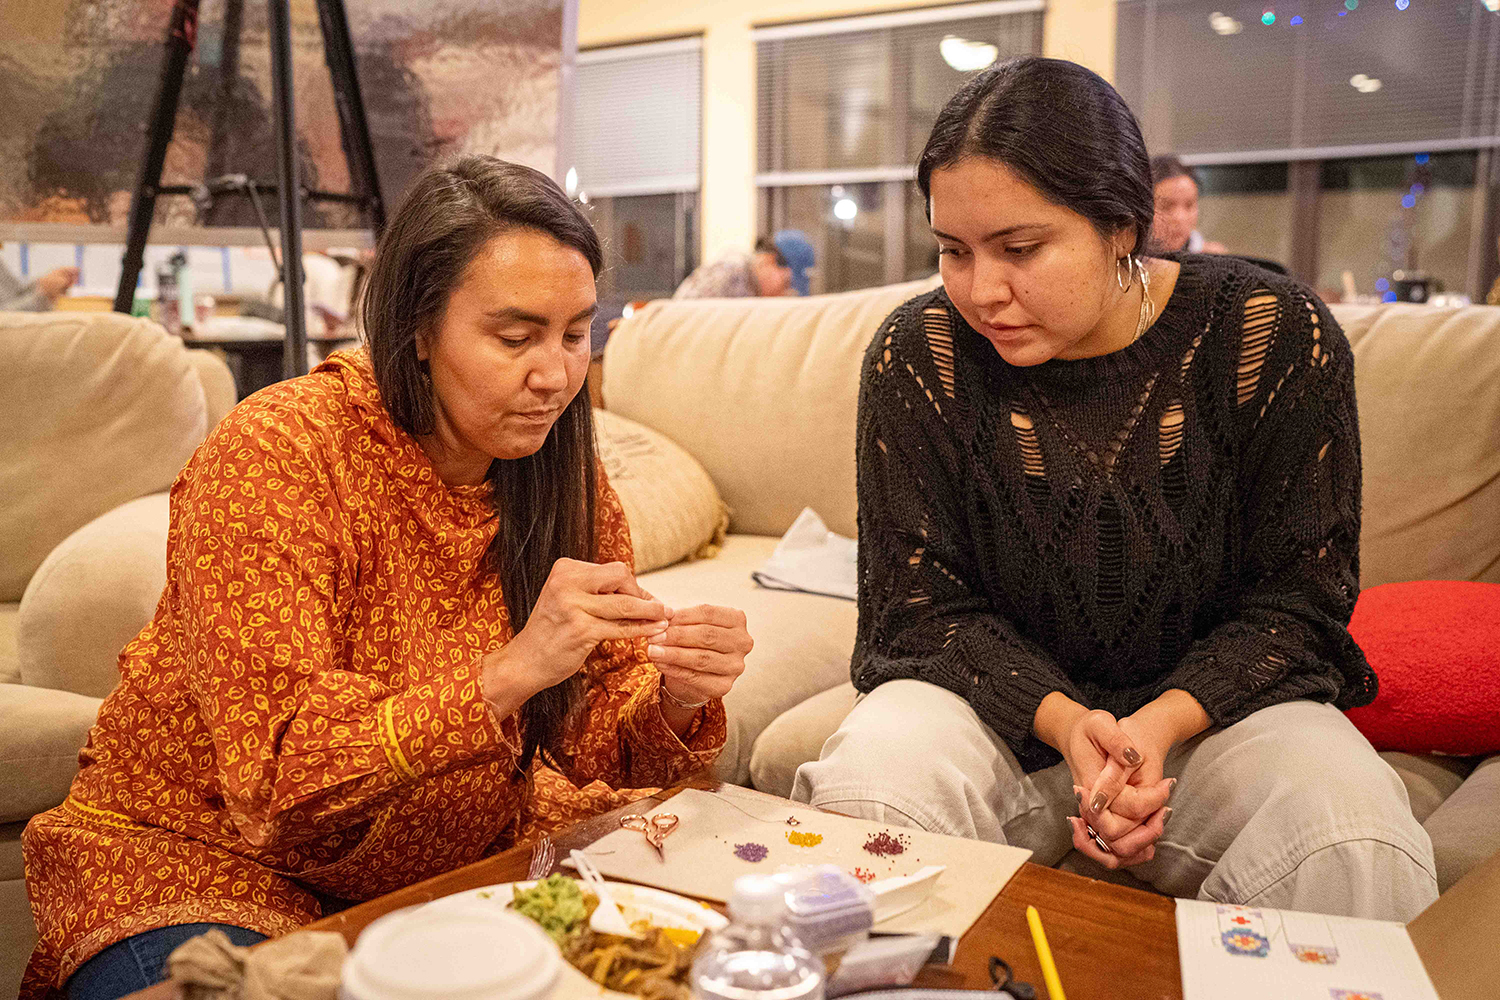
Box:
[756,1,1045,179]
[571,37,701,198]
[1116,0,1500,162]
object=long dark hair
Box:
[917,56,1156,257]
[361,155,603,773]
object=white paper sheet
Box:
[573,786,1031,939]
[1175,899,1439,1000]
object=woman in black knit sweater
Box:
[791,57,1437,920]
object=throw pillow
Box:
[594,409,728,574]
[1344,580,1500,755]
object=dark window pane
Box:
[1317,152,1477,298]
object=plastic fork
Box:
[570,849,642,938]
[526,836,556,881]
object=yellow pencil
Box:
[1025,904,1068,1000]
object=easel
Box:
[111,0,386,380]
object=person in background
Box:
[0,246,78,311]
[774,229,817,296]
[1150,156,1226,254]
[673,236,794,299]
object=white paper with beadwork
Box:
[572,787,1030,938]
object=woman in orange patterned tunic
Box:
[22,157,752,1000]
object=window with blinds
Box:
[1116,0,1500,161]
[571,38,701,198]
[756,1,1045,181]
[755,1,1044,293]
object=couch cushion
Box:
[750,681,858,798]
[0,603,17,685]
[0,311,207,602]
[604,277,940,539]
[1423,752,1500,893]
[185,347,238,432]
[0,822,35,1000]
[1378,751,1475,825]
[596,410,728,573]
[0,683,102,823]
[638,535,857,786]
[18,493,170,696]
[1331,302,1500,588]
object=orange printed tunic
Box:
[21,351,725,997]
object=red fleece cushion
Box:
[1344,581,1500,755]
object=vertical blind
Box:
[1116,0,1500,162]
[571,37,701,198]
[756,1,1045,180]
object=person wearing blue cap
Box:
[673,235,812,299]
[774,229,816,296]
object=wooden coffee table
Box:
[127,777,1183,1000]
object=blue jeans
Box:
[66,923,267,1000]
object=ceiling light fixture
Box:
[833,197,859,222]
[1210,11,1244,34]
[1350,73,1383,93]
[565,167,578,196]
[940,35,999,72]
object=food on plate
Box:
[563,926,696,1000]
[510,873,592,944]
[507,875,702,1000]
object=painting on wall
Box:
[0,0,564,230]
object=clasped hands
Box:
[480,558,751,724]
[1062,708,1174,868]
[1038,690,1206,870]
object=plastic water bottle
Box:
[692,875,825,1000]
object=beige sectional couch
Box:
[0,311,235,998]
[4,280,1498,995]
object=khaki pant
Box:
[791,679,1439,922]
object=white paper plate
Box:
[423,880,728,1000]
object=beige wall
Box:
[578,0,1115,261]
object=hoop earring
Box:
[1116,255,1134,292]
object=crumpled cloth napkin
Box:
[167,929,348,1000]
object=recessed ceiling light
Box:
[833,197,858,222]
[940,36,999,72]
[1210,11,1244,34]
[1350,73,1383,93]
[564,167,578,196]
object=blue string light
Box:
[1375,278,1390,292]
[1401,194,1416,208]
[1382,291,1398,303]
[1395,0,1408,9]
[1262,10,1276,24]
[1290,14,1304,24]
[1415,153,1430,164]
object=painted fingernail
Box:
[1162,807,1174,830]
[647,644,664,658]
[1090,792,1107,814]
[1123,747,1142,766]
[1169,778,1179,797]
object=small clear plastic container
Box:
[778,866,876,955]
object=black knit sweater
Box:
[852,253,1377,772]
